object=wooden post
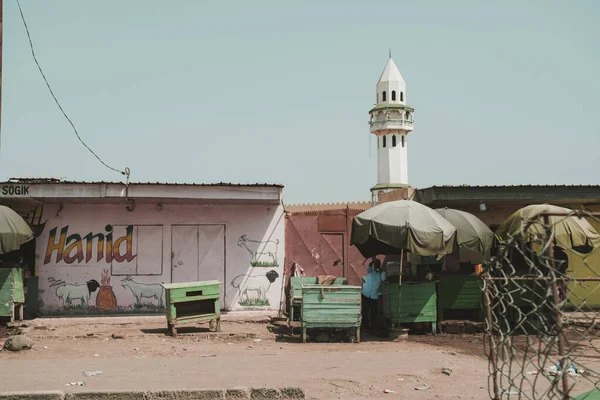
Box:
[399,250,404,286]
[544,215,570,398]
[344,205,350,280]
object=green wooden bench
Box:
[300,284,361,343]
[0,267,24,322]
[437,275,483,321]
[382,281,438,334]
[162,280,221,337]
[288,276,346,331]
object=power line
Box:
[16,0,129,178]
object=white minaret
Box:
[369,52,414,201]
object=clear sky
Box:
[0,0,598,204]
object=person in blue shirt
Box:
[362,258,386,332]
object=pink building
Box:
[0,179,285,315]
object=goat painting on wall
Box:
[55,279,100,308]
[237,235,279,267]
[121,276,164,308]
[231,269,279,307]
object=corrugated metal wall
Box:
[284,207,369,288]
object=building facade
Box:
[0,179,285,315]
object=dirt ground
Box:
[0,313,493,399]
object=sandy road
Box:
[0,315,490,399]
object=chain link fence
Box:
[483,210,600,400]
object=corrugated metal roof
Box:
[416,184,600,205]
[5,177,283,188]
[285,201,371,214]
[425,184,600,189]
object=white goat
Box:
[237,235,279,266]
[55,279,100,308]
[231,269,279,303]
[121,276,164,307]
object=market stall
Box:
[434,208,494,322]
[351,200,458,334]
[0,205,34,323]
[493,204,600,333]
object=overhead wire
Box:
[15,0,129,179]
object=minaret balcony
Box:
[369,118,414,132]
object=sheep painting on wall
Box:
[237,235,279,267]
[121,276,164,309]
[231,269,279,307]
[55,279,100,308]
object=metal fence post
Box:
[543,215,570,399]
[483,272,500,400]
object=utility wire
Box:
[16,0,129,178]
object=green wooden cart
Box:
[162,280,221,337]
[300,284,362,343]
[437,275,483,321]
[0,267,25,322]
[381,281,438,334]
[288,276,346,332]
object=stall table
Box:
[437,275,482,321]
[162,280,221,337]
[300,284,361,343]
[382,281,438,334]
[0,267,24,322]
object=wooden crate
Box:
[0,267,25,322]
[437,275,483,321]
[382,281,437,333]
[300,284,361,343]
[162,280,221,337]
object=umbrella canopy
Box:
[495,204,600,251]
[351,200,458,258]
[435,207,495,257]
[0,205,34,255]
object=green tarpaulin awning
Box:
[351,200,458,258]
[0,205,34,255]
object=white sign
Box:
[1,185,30,196]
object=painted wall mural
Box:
[96,269,118,311]
[52,277,100,308]
[237,235,279,267]
[40,222,164,314]
[231,269,279,307]
[44,224,136,265]
[120,276,164,308]
[36,203,285,314]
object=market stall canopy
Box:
[0,205,34,255]
[495,204,600,252]
[351,200,458,258]
[435,207,495,258]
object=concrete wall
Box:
[35,203,285,314]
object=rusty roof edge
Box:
[286,201,371,207]
[285,201,372,215]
